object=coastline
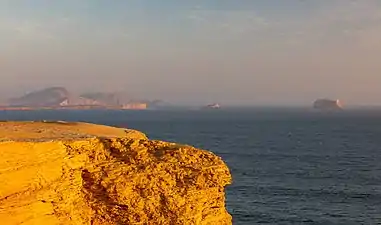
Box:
[0,105,148,111]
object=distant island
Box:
[201,103,221,110]
[0,87,164,110]
[313,98,343,111]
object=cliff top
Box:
[0,121,231,224]
[0,121,147,142]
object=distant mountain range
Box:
[4,87,164,109]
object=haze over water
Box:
[2,1,381,106]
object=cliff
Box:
[79,92,120,106]
[0,121,232,225]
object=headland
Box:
[0,121,232,224]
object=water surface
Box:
[1,108,380,224]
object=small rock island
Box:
[0,121,232,225]
[201,103,221,110]
[313,98,343,111]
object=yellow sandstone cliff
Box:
[0,121,232,225]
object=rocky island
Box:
[201,103,221,110]
[313,98,343,111]
[0,121,232,224]
[1,87,162,110]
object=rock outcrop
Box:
[79,92,120,106]
[313,98,343,111]
[0,121,232,225]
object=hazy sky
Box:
[1,0,381,105]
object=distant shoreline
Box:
[2,105,381,112]
[0,105,148,111]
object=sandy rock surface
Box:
[0,121,232,225]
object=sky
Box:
[1,0,381,106]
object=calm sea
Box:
[1,108,381,224]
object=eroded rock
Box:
[0,122,232,225]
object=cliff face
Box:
[79,92,120,106]
[0,121,232,225]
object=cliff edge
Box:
[0,121,232,225]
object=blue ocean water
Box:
[1,108,381,224]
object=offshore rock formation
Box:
[0,121,232,225]
[313,98,343,111]
[201,103,221,110]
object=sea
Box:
[1,108,380,225]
